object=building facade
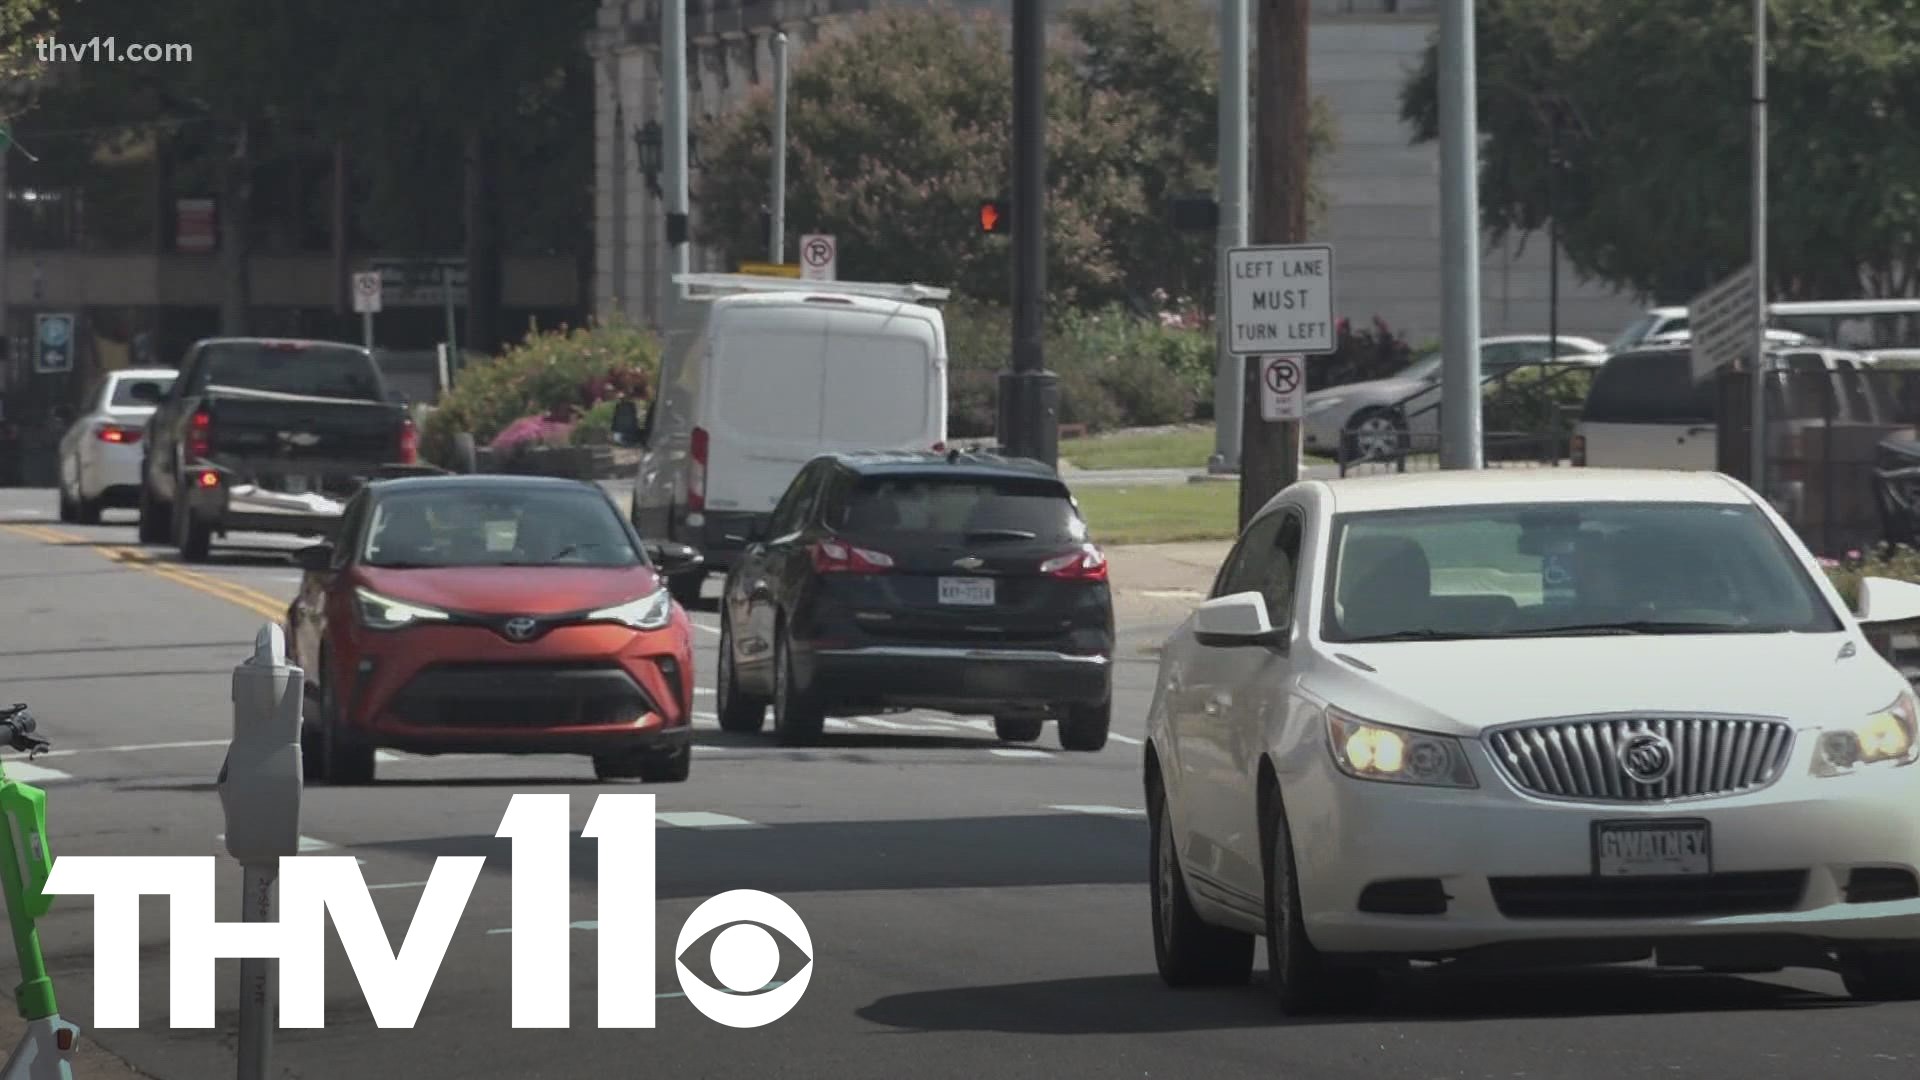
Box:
[586,0,1642,344]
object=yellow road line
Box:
[1,523,288,623]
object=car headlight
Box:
[1306,395,1345,414]
[1814,690,1920,776]
[354,586,450,630]
[1325,707,1476,788]
[587,588,674,631]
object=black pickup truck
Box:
[136,337,424,561]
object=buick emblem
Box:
[1618,731,1676,784]
[953,556,984,570]
[502,617,539,642]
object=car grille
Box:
[1486,715,1795,803]
[389,662,654,728]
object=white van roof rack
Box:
[673,273,950,304]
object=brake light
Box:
[187,407,212,459]
[1042,544,1108,582]
[1570,433,1586,467]
[688,426,708,512]
[95,423,142,444]
[196,469,221,488]
[397,417,418,464]
[812,539,894,574]
[931,442,946,453]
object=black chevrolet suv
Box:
[714,450,1114,750]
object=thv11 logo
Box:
[42,793,813,1029]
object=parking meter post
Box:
[217,623,304,1080]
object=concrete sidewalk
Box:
[1107,540,1229,627]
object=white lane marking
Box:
[4,761,71,784]
[691,622,720,636]
[990,748,1051,759]
[850,715,958,732]
[1050,804,1146,817]
[657,811,760,829]
[368,880,431,891]
[213,834,346,854]
[1109,733,1144,746]
[487,920,598,936]
[825,718,856,730]
[693,710,717,722]
[36,738,231,759]
[375,751,403,762]
[694,687,714,697]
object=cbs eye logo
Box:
[673,890,814,1027]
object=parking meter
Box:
[217,623,304,862]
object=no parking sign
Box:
[1259,356,1303,421]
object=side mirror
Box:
[294,543,334,573]
[611,399,642,445]
[1194,591,1283,648]
[646,540,704,576]
[1856,576,1920,627]
[128,381,163,403]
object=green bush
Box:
[943,298,1011,438]
[1822,545,1920,611]
[422,318,659,465]
[571,399,620,446]
[1482,366,1595,432]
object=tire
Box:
[174,493,212,562]
[668,570,704,606]
[1149,775,1254,986]
[1842,952,1920,1001]
[593,744,691,783]
[1058,700,1111,752]
[771,624,824,746]
[137,473,172,545]
[993,716,1045,743]
[300,686,324,783]
[57,483,77,523]
[1343,407,1406,462]
[715,612,768,733]
[75,494,102,526]
[316,677,376,785]
[1262,788,1377,1013]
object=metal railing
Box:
[1334,358,1590,476]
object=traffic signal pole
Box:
[1208,0,1249,476]
[998,0,1059,468]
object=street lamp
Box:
[634,121,663,198]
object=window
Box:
[1582,350,1717,424]
[1320,501,1842,643]
[190,342,382,401]
[1210,509,1302,630]
[832,473,1085,543]
[361,486,641,568]
[110,373,175,407]
[768,463,826,538]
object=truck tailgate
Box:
[202,386,402,473]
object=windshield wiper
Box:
[1341,628,1482,643]
[963,528,1039,542]
[1500,620,1772,637]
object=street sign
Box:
[1259,356,1305,421]
[739,260,802,279]
[1227,243,1335,357]
[1687,265,1757,383]
[367,257,467,305]
[352,272,384,314]
[33,314,73,375]
[799,234,836,281]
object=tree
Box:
[1399,0,1920,302]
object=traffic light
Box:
[978,199,1009,234]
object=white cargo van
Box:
[616,274,950,601]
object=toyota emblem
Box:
[502,617,539,642]
[1618,731,1676,785]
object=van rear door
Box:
[1575,349,1719,470]
[703,307,833,515]
[819,306,944,450]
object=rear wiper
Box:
[963,529,1039,542]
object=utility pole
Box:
[998,0,1058,467]
[1208,0,1249,476]
[1437,0,1483,470]
[1748,0,1768,495]
[770,32,789,264]
[1237,0,1310,528]
[1546,109,1559,361]
[661,0,692,332]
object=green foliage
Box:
[0,0,56,91]
[1312,318,1418,390]
[1482,365,1595,432]
[421,318,659,464]
[696,1,1332,309]
[1400,0,1920,303]
[1822,545,1920,611]
[570,398,620,446]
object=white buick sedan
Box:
[1146,467,1920,1012]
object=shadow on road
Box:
[0,640,253,658]
[693,731,993,752]
[354,812,1146,899]
[0,667,235,683]
[856,967,1856,1033]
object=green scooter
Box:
[0,705,79,1079]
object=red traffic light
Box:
[978,200,1007,234]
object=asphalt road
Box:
[1,487,1917,1079]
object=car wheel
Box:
[300,684,324,782]
[1058,700,1111,752]
[772,624,824,746]
[317,677,375,785]
[75,492,102,525]
[593,744,691,783]
[57,481,77,523]
[715,611,768,733]
[1841,952,1920,1001]
[137,474,172,544]
[174,492,212,562]
[1344,407,1405,461]
[1263,788,1377,1013]
[1149,772,1254,986]
[993,716,1044,742]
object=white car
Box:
[1146,467,1920,1012]
[56,367,177,524]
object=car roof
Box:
[108,367,179,380]
[1307,468,1752,514]
[821,450,1062,482]
[364,474,610,497]
[709,292,934,318]
[190,336,370,352]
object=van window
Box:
[821,334,933,445]
[1582,351,1716,424]
[714,327,825,441]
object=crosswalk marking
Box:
[215,833,339,853]
[1049,804,1146,817]
[1108,733,1144,746]
[657,811,760,829]
[990,748,1051,758]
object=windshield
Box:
[831,474,1087,543]
[110,374,174,406]
[1607,313,1663,353]
[196,342,383,401]
[361,486,642,568]
[1320,501,1841,642]
[1398,355,1442,382]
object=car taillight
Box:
[398,417,418,464]
[95,423,141,444]
[688,426,708,512]
[187,407,212,459]
[1041,544,1108,582]
[811,539,894,574]
[1569,433,1586,467]
[931,441,946,452]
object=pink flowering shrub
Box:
[489,415,574,454]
